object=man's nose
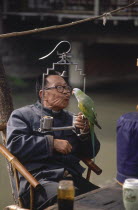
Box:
[63,88,69,94]
[63,89,70,95]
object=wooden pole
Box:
[0,144,40,189]
[81,156,102,175]
[0,2,136,39]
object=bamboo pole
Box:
[0,2,136,39]
[4,205,29,210]
[0,144,40,189]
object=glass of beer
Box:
[123,178,138,210]
[57,180,75,210]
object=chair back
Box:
[0,57,20,205]
[0,57,41,209]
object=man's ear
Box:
[39,90,48,100]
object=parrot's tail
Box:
[95,120,102,130]
[90,123,95,163]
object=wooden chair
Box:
[0,58,102,210]
[0,143,41,210]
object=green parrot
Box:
[73,88,101,161]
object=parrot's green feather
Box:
[90,123,95,162]
[73,88,101,162]
[78,102,88,117]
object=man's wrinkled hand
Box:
[54,139,72,154]
[74,112,90,133]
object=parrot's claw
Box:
[81,114,87,120]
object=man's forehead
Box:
[46,75,66,85]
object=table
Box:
[46,182,125,210]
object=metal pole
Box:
[94,0,99,16]
[83,76,86,93]
[41,73,46,121]
[2,0,8,13]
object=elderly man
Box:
[7,73,100,210]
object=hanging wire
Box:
[39,41,71,60]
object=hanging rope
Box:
[0,2,136,39]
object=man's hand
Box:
[74,112,90,133]
[54,139,72,154]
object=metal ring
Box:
[84,122,87,126]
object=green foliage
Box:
[8,76,28,88]
[7,76,34,91]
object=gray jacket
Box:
[6,101,100,193]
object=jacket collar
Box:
[34,100,64,117]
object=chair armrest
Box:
[4,205,29,210]
[0,144,41,189]
[80,156,102,175]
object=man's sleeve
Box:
[78,132,100,159]
[6,109,54,163]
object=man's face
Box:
[39,75,71,111]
